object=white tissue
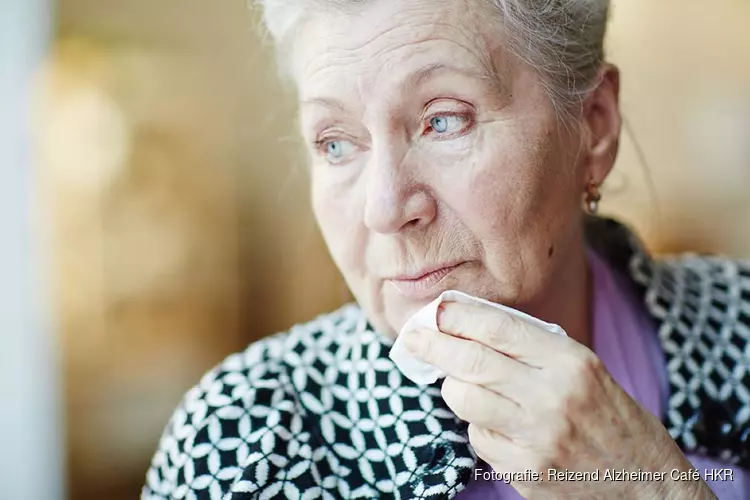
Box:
[389,290,568,385]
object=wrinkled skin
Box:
[292,0,595,342]
[290,0,715,497]
[402,303,715,498]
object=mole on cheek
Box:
[547,245,555,258]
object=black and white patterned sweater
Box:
[142,218,750,499]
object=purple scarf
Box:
[456,250,749,499]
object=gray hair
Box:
[256,0,610,115]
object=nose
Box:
[362,145,437,234]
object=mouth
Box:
[387,262,466,298]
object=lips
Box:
[387,262,466,298]
[391,263,462,282]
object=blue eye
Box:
[319,138,355,164]
[430,116,449,133]
[428,115,468,135]
[327,141,343,158]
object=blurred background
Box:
[1,0,748,499]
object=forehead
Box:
[290,0,506,99]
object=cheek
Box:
[312,176,343,237]
[444,121,578,282]
[310,175,329,230]
[311,173,365,270]
[456,128,543,228]
[465,119,577,227]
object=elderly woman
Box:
[143,0,750,498]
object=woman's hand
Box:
[400,301,717,499]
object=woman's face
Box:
[292,0,598,338]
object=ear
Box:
[581,64,621,187]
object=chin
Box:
[377,285,446,339]
[362,289,422,340]
[371,316,398,340]
[362,266,503,338]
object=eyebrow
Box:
[300,62,499,111]
[408,61,502,89]
[408,62,466,87]
[300,96,348,111]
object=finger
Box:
[468,424,523,473]
[403,327,537,400]
[437,301,569,363]
[441,376,523,435]
[468,424,544,481]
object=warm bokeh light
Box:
[3,0,748,498]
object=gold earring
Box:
[585,181,602,215]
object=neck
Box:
[525,235,593,347]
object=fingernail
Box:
[402,329,423,353]
[436,304,446,327]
